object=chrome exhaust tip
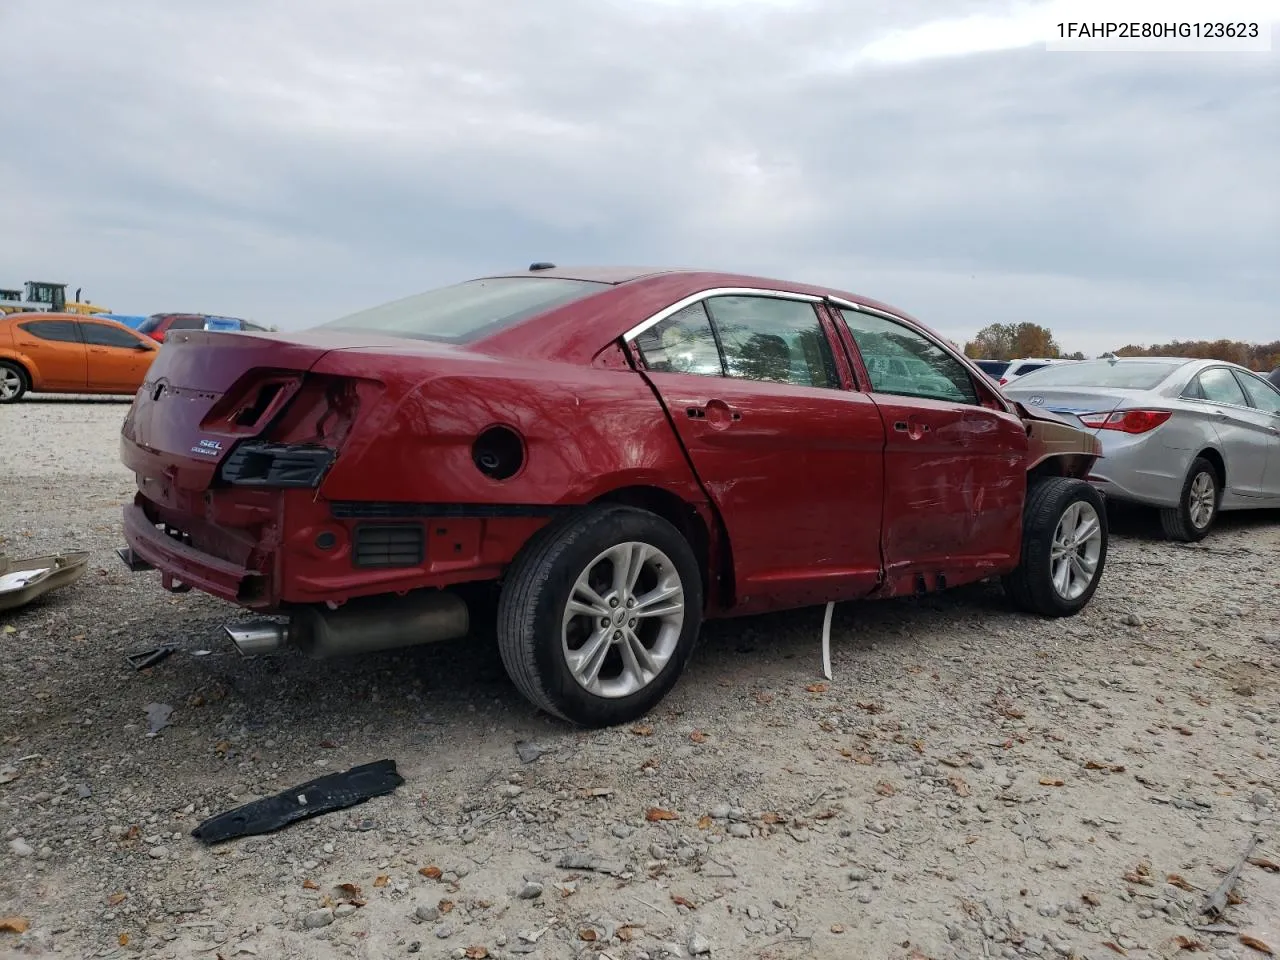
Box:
[223,619,289,657]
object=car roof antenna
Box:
[529,262,556,271]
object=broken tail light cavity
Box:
[1078,409,1172,434]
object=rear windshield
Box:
[314,277,609,343]
[1012,360,1183,390]
[974,360,1009,376]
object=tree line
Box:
[962,323,1279,372]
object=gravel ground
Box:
[3,398,1280,960]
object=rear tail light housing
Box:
[1079,409,1172,433]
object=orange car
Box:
[0,313,159,403]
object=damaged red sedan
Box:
[119,265,1108,726]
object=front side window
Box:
[839,310,977,404]
[19,319,81,343]
[80,323,145,348]
[315,277,609,344]
[1234,371,1280,413]
[1196,368,1248,407]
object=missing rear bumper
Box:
[115,546,155,572]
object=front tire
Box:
[1004,476,1108,617]
[496,505,703,727]
[0,361,28,403]
[1159,457,1219,542]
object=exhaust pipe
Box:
[222,590,469,660]
[224,619,289,657]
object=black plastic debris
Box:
[127,644,178,670]
[191,759,405,844]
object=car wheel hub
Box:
[1189,472,1215,528]
[0,371,18,399]
[1049,500,1102,601]
[562,541,685,699]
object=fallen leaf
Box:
[640,757,659,771]
[671,894,697,909]
[464,947,490,959]
[438,899,454,914]
[697,815,711,830]
[1081,892,1102,906]
[337,883,362,897]
[760,811,783,824]
[646,807,679,822]
[689,730,707,744]
[1083,760,1126,773]
[107,892,128,906]
[319,739,337,749]
[617,925,639,941]
[854,753,875,765]
[1167,873,1196,891]
[1227,889,1245,906]
[1240,934,1275,955]
[805,683,828,693]
[856,701,885,713]
[1248,857,1280,873]
[578,928,597,942]
[1102,942,1128,956]
[1039,777,1065,787]
[1,626,14,635]
[631,724,653,737]
[911,739,925,754]
[814,809,838,820]
[373,875,389,888]
[1173,725,1193,736]
[419,866,442,880]
[754,691,774,704]
[948,775,971,797]
[1173,935,1207,951]
[831,923,846,934]
[875,780,896,797]
[118,933,129,947]
[0,917,30,934]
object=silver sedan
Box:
[1003,357,1280,541]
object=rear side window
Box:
[19,319,81,343]
[315,277,609,344]
[1234,371,1280,413]
[839,310,978,404]
[1195,368,1248,406]
[80,323,143,348]
[136,315,165,334]
[632,296,841,390]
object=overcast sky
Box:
[1,0,1276,356]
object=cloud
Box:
[0,0,1275,352]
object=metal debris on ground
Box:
[1202,834,1262,917]
[190,759,405,844]
[144,702,174,736]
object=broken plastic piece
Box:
[821,601,835,681]
[191,759,405,844]
[127,644,178,670]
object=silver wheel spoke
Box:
[633,582,683,618]
[619,628,658,686]
[567,627,612,688]
[610,543,649,595]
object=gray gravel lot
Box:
[2,398,1279,960]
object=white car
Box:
[999,358,1077,387]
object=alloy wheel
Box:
[561,541,685,699]
[1188,471,1215,529]
[1049,500,1103,601]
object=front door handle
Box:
[686,399,741,428]
[894,418,932,440]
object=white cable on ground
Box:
[821,601,834,680]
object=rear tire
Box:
[496,505,703,727]
[1004,476,1108,617]
[1159,457,1219,542]
[0,361,28,403]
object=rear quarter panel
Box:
[311,351,708,508]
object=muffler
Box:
[222,590,470,660]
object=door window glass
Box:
[633,302,724,377]
[1196,368,1248,407]
[80,323,144,348]
[1234,371,1280,413]
[839,310,978,404]
[704,296,839,389]
[18,319,81,343]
